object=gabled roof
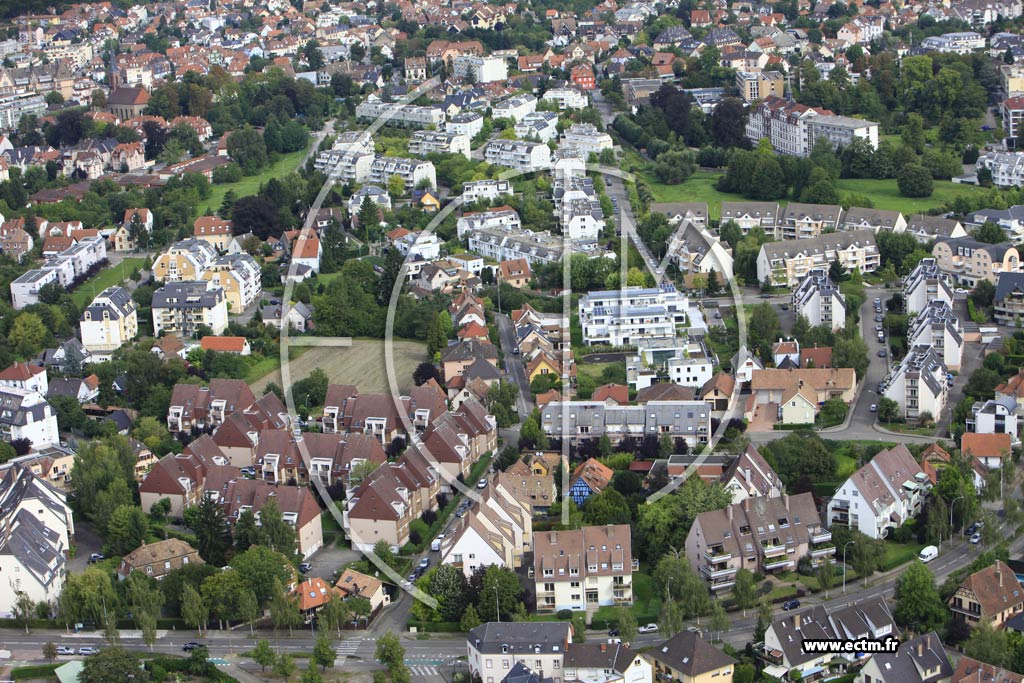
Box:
[961,432,1012,460]
[646,631,736,677]
[953,561,1024,619]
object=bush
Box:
[897,163,934,198]
[556,609,573,620]
[12,664,60,680]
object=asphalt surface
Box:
[494,313,533,417]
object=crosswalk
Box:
[335,639,364,657]
[409,665,440,677]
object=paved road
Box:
[494,313,532,417]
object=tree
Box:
[11,584,33,634]
[658,589,685,636]
[301,666,324,683]
[184,496,232,566]
[894,562,948,633]
[901,113,926,153]
[376,631,406,670]
[711,97,749,149]
[201,568,247,629]
[182,583,209,635]
[750,155,787,200]
[427,312,448,357]
[10,312,48,359]
[478,566,523,622]
[965,619,1012,668]
[877,397,900,423]
[582,488,632,525]
[273,653,297,683]
[303,39,325,70]
[413,361,443,387]
[234,508,259,552]
[754,598,774,643]
[319,595,350,637]
[749,302,780,347]
[426,564,469,621]
[388,174,406,197]
[42,642,57,663]
[654,149,696,185]
[227,127,268,174]
[106,504,148,555]
[973,221,1006,245]
[255,500,296,555]
[461,604,482,631]
[709,601,730,642]
[733,569,757,616]
[816,557,836,598]
[313,633,337,671]
[233,546,299,609]
[253,639,276,672]
[898,164,934,198]
[80,647,150,683]
[849,531,883,585]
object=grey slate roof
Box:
[468,622,570,655]
[647,631,736,677]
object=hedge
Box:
[144,655,239,682]
[12,663,61,680]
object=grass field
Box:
[641,170,989,218]
[72,258,146,307]
[249,337,428,396]
[196,148,309,217]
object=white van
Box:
[919,545,938,563]
[430,539,441,552]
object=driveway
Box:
[69,521,103,573]
[747,402,778,432]
[306,542,362,582]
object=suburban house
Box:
[200,336,251,356]
[750,368,857,424]
[0,387,60,449]
[167,379,256,433]
[0,466,73,614]
[567,458,615,507]
[961,432,1013,473]
[826,444,930,539]
[79,286,139,361]
[643,632,735,683]
[968,396,1019,444]
[881,346,948,421]
[0,361,47,395]
[908,302,963,371]
[762,598,897,680]
[948,561,1024,628]
[792,269,846,332]
[779,203,843,240]
[467,622,572,683]
[335,568,390,613]
[855,632,951,683]
[294,577,338,624]
[721,444,784,504]
[684,493,833,591]
[499,258,532,288]
[533,524,635,612]
[117,538,203,581]
[842,207,907,234]
[904,259,954,315]
[564,643,653,683]
[720,202,779,235]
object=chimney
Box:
[793,614,801,629]
[917,640,924,657]
[998,567,1003,587]
[601,643,607,652]
[727,505,734,521]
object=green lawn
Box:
[196,148,309,217]
[576,361,616,383]
[640,170,989,218]
[72,258,146,307]
[879,541,927,571]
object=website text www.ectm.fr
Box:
[801,637,900,655]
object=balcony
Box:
[705,549,732,563]
[763,558,795,571]
[700,564,738,580]
[810,544,836,559]
[708,580,736,591]
[762,543,787,558]
[810,530,832,544]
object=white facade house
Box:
[722,444,784,504]
[903,258,954,314]
[533,525,634,612]
[560,191,605,241]
[920,31,986,53]
[578,285,689,346]
[491,94,537,122]
[515,111,560,142]
[462,179,513,203]
[446,112,485,138]
[452,55,508,83]
[560,124,614,156]
[666,222,734,279]
[315,149,374,182]
[152,280,229,337]
[792,269,846,332]
[368,157,437,190]
[355,97,445,127]
[826,444,929,539]
[564,643,653,683]
[457,208,522,238]
[484,139,551,171]
[79,286,139,361]
[967,396,1020,444]
[731,346,765,383]
[408,130,471,159]
[347,185,392,216]
[626,337,715,391]
[881,345,949,421]
[467,623,572,683]
[977,151,1024,187]
[747,96,878,157]
[543,88,589,110]
[10,268,60,310]
[907,301,964,371]
[9,235,108,309]
[0,387,60,450]
[393,231,443,261]
[0,467,73,614]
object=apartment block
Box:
[792,269,846,332]
[540,400,710,448]
[355,98,445,127]
[153,238,218,282]
[408,130,471,159]
[779,203,843,240]
[534,525,635,612]
[757,230,879,287]
[151,280,229,337]
[931,237,1022,286]
[484,139,551,171]
[907,301,963,371]
[881,345,949,421]
[79,286,138,361]
[368,156,437,190]
[452,55,508,83]
[462,179,514,203]
[578,284,689,345]
[904,258,954,314]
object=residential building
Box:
[842,207,907,234]
[452,55,508,83]
[643,632,734,683]
[533,525,634,612]
[0,362,46,396]
[757,230,879,287]
[463,179,514,203]
[515,111,560,143]
[202,253,262,312]
[440,481,532,578]
[467,622,572,683]
[153,239,218,282]
[762,598,897,680]
[855,633,951,683]
[263,302,314,333]
[933,237,1023,287]
[117,538,202,581]
[907,301,963,371]
[904,258,954,314]
[0,466,72,613]
[666,222,733,278]
[685,492,833,590]
[949,561,1024,628]
[0,91,46,131]
[559,124,613,156]
[10,268,59,310]
[746,96,878,157]
[355,98,445,127]
[996,271,1024,324]
[446,112,485,138]
[152,280,229,337]
[567,458,614,507]
[79,286,138,361]
[294,577,337,624]
[335,568,391,613]
[193,216,234,252]
[541,401,711,449]
[921,31,986,53]
[906,215,967,243]
[285,229,322,275]
[826,444,929,538]
[779,203,843,240]
[200,336,251,356]
[408,130,471,159]
[217,477,324,558]
[564,643,653,683]
[751,367,857,404]
[315,149,374,182]
[806,115,880,152]
[951,659,1024,683]
[721,444,784,504]
[966,206,1024,243]
[968,396,1019,444]
[1004,96,1024,142]
[0,387,59,449]
[736,69,784,103]
[492,95,538,122]
[543,88,589,110]
[651,203,710,230]
[881,345,948,421]
[167,379,255,434]
[792,269,845,332]
[720,202,778,235]
[977,151,1024,187]
[578,284,689,346]
[626,336,715,391]
[369,156,437,190]
[499,258,532,288]
[484,139,552,171]
[961,432,1013,471]
[458,208,523,238]
[348,185,392,218]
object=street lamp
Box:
[842,540,856,593]
[494,585,500,622]
[950,495,965,544]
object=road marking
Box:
[336,640,361,656]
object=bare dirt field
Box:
[250,338,429,396]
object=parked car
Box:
[714,312,722,319]
[874,297,881,304]
[875,325,883,332]
[56,646,75,656]
[299,562,312,573]
[875,314,884,322]
[476,479,488,489]
[638,623,659,633]
[183,642,203,652]
[919,545,939,563]
[512,348,520,355]
[79,647,100,656]
[419,557,430,569]
[780,303,789,310]
[877,349,887,357]
[782,600,801,611]
[407,572,419,584]
[88,553,105,564]
[608,628,620,637]
[870,404,877,412]
[970,532,982,544]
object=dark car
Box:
[877,349,887,357]
[299,562,313,573]
[874,314,884,322]
[88,553,105,564]
[780,303,789,310]
[183,642,203,652]
[782,600,801,611]
[608,628,620,637]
